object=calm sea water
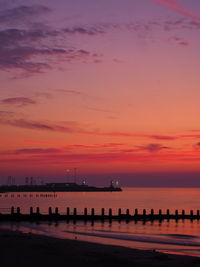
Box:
[1,187,200,257]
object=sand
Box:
[0,229,200,267]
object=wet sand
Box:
[0,229,200,267]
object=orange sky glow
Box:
[1,0,200,185]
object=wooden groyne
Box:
[0,207,200,222]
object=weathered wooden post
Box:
[84,208,88,217]
[182,210,185,217]
[49,207,52,215]
[143,209,146,217]
[74,208,77,217]
[109,208,112,218]
[91,208,95,218]
[134,209,138,217]
[17,207,20,215]
[36,207,40,215]
[158,209,162,217]
[11,206,14,215]
[55,207,59,215]
[175,210,178,217]
[190,210,193,217]
[126,209,130,216]
[30,207,33,215]
[197,210,200,218]
[67,207,70,216]
[150,209,154,216]
[166,209,170,217]
[118,208,121,217]
[101,208,105,217]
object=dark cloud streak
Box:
[138,143,170,152]
[0,115,196,141]
[0,5,51,25]
[0,5,103,75]
[1,97,36,106]
[63,26,105,35]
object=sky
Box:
[1,0,200,186]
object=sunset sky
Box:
[1,0,200,185]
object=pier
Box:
[0,207,200,222]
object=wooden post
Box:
[84,208,88,216]
[126,209,130,216]
[55,207,59,215]
[182,210,185,216]
[36,207,40,215]
[91,208,95,217]
[109,208,112,217]
[143,209,146,216]
[101,208,105,217]
[134,209,138,216]
[30,207,33,215]
[175,210,178,217]
[166,209,170,217]
[118,208,121,217]
[11,206,14,215]
[17,207,20,214]
[197,210,200,217]
[74,208,77,217]
[150,209,154,216]
[67,207,70,216]
[159,209,162,217]
[49,207,52,215]
[190,210,193,217]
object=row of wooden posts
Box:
[0,207,199,221]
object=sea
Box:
[1,187,200,257]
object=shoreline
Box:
[0,228,200,267]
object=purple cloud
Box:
[0,3,197,75]
[138,143,170,152]
[0,114,180,141]
[1,97,36,106]
[63,26,105,36]
[152,0,200,23]
[2,119,56,131]
[149,135,177,140]
[194,142,200,149]
[0,39,94,73]
[0,5,51,25]
[0,5,103,75]
[55,89,84,96]
[0,117,86,134]
[125,18,200,48]
[178,41,189,46]
[169,36,190,47]
[0,110,15,117]
[2,114,200,143]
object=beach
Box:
[0,229,200,267]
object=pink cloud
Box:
[2,115,200,142]
[152,0,200,23]
[55,89,85,96]
[1,97,36,106]
[86,107,113,113]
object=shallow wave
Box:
[63,230,200,247]
[92,229,199,240]
[165,234,198,239]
